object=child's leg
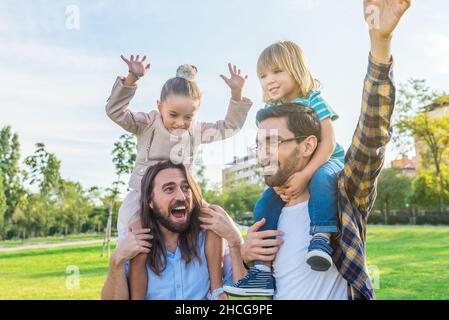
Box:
[306,160,343,271]
[128,218,149,300]
[253,187,285,269]
[308,160,343,235]
[205,230,226,299]
[223,187,284,297]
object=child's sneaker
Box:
[223,266,274,297]
[305,234,333,271]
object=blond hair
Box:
[257,40,320,103]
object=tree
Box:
[24,143,62,196]
[0,175,7,230]
[85,186,106,232]
[221,180,264,223]
[410,166,449,210]
[102,134,136,257]
[0,125,140,240]
[374,167,412,222]
[394,79,449,213]
[202,174,264,224]
[24,143,63,235]
[0,126,26,238]
[8,192,48,238]
[56,180,94,235]
[408,114,449,213]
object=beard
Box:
[152,201,192,233]
[264,147,300,187]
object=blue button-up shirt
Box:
[122,231,234,300]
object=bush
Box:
[367,212,413,225]
[48,225,62,236]
[416,215,449,225]
[367,213,385,225]
[5,228,18,240]
[367,211,449,225]
[388,214,411,225]
[81,222,94,233]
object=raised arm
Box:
[341,0,411,216]
[105,54,155,134]
[199,64,253,144]
[199,99,252,144]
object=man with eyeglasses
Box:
[227,105,348,299]
[225,0,411,300]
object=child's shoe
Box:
[305,233,333,271]
[223,266,274,297]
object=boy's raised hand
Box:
[121,54,151,85]
[220,63,248,101]
[364,0,411,38]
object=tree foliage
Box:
[374,167,413,216]
[0,130,133,240]
[24,143,62,196]
[0,126,26,237]
[410,166,449,210]
[394,79,449,213]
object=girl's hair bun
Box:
[176,64,198,81]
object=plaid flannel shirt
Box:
[333,54,395,300]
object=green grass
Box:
[366,225,449,300]
[0,242,113,299]
[0,226,448,299]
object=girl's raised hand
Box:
[120,54,151,81]
[220,63,248,101]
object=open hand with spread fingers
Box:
[240,218,284,263]
[112,227,153,264]
[220,63,248,102]
[120,54,151,86]
[364,0,412,64]
[199,204,242,248]
[364,0,411,39]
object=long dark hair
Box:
[140,161,203,276]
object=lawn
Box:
[0,225,448,300]
[0,243,111,299]
[365,225,449,299]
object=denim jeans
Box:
[253,160,344,239]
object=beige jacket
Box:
[106,76,253,191]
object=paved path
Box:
[0,239,110,252]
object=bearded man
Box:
[101,161,246,300]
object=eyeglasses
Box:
[249,135,309,154]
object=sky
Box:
[1,0,448,197]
